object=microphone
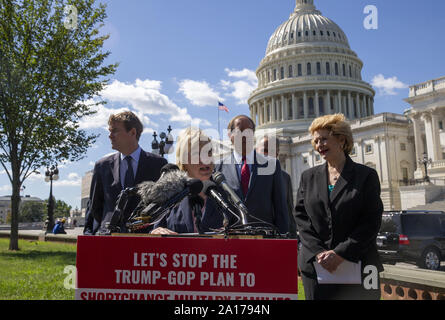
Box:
[212,172,249,225]
[201,180,236,228]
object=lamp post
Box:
[418,152,432,183]
[152,125,174,158]
[44,164,59,233]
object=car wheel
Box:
[420,247,441,271]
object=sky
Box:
[1,0,444,210]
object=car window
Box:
[380,214,401,233]
[440,217,445,235]
[402,214,441,237]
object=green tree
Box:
[0,0,118,250]
[43,198,72,219]
[19,201,45,222]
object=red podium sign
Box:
[76,235,298,300]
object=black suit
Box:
[282,170,297,239]
[83,149,167,235]
[215,151,289,234]
[295,156,383,300]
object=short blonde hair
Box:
[176,127,213,171]
[309,114,354,155]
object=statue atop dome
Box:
[293,0,320,16]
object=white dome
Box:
[266,0,350,56]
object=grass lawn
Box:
[0,238,77,300]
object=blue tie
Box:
[123,156,135,189]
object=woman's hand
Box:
[150,227,178,235]
[316,250,344,273]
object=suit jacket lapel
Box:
[316,162,330,206]
[329,156,354,204]
[110,153,121,189]
[245,160,257,201]
[134,149,146,185]
[226,153,244,199]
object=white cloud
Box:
[221,68,258,105]
[0,185,11,192]
[371,74,408,96]
[178,80,222,107]
[53,172,82,187]
[78,78,211,130]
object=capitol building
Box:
[248,0,445,211]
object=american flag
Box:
[218,101,229,113]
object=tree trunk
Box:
[9,154,21,251]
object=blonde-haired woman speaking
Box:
[151,127,224,235]
[295,114,383,300]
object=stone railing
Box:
[380,265,445,300]
[409,76,445,97]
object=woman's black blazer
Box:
[295,156,384,276]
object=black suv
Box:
[377,211,445,270]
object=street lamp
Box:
[418,152,432,183]
[44,164,59,234]
[152,125,174,158]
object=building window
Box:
[298,31,301,37]
[402,167,409,181]
[316,62,321,75]
[305,31,309,37]
[308,97,315,115]
[319,97,324,115]
[400,143,406,151]
[288,99,293,119]
[350,147,357,157]
[280,67,284,80]
[335,63,339,75]
[273,69,277,81]
[342,64,346,77]
[349,65,352,77]
[333,32,336,37]
[315,154,321,163]
[303,157,308,164]
[313,30,316,36]
[298,64,302,76]
[320,31,324,36]
[307,63,312,75]
[288,65,293,78]
[326,62,331,75]
[299,98,304,116]
[327,31,330,37]
[365,144,373,154]
[439,121,444,130]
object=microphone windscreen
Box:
[187,179,204,196]
[136,181,156,204]
[140,170,189,204]
[160,163,179,175]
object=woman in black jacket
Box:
[295,114,383,300]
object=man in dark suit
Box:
[256,135,297,238]
[215,115,288,234]
[83,111,167,235]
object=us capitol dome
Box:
[248,0,375,132]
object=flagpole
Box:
[218,105,221,141]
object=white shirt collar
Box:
[233,149,255,165]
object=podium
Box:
[76,235,298,300]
